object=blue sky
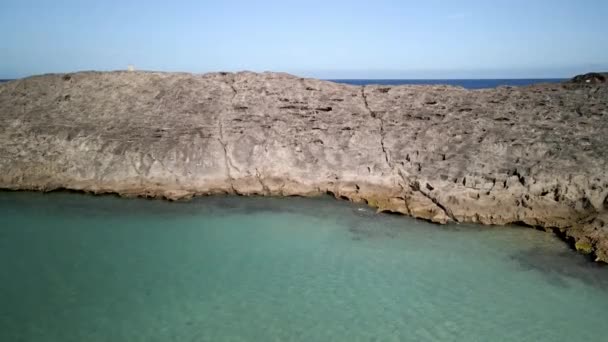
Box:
[1,0,607,79]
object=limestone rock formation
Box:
[0,71,607,261]
[570,72,607,85]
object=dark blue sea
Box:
[329,79,565,89]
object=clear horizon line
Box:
[324,77,568,80]
[3,66,607,80]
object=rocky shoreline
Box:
[0,71,606,261]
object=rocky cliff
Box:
[1,71,607,261]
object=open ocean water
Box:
[329,78,565,89]
[1,192,607,342]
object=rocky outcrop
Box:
[569,72,607,85]
[1,71,607,261]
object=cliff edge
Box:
[1,71,607,261]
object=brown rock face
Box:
[1,71,607,261]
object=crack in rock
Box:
[218,74,241,190]
[409,179,457,222]
[361,86,392,169]
[362,86,410,201]
[255,167,270,194]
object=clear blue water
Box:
[329,79,565,89]
[1,192,607,341]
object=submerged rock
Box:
[0,71,607,261]
[575,240,594,255]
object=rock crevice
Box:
[361,86,392,170]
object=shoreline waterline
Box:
[0,188,599,264]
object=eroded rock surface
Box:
[1,71,607,261]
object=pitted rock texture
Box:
[1,71,607,261]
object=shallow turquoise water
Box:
[1,192,607,342]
